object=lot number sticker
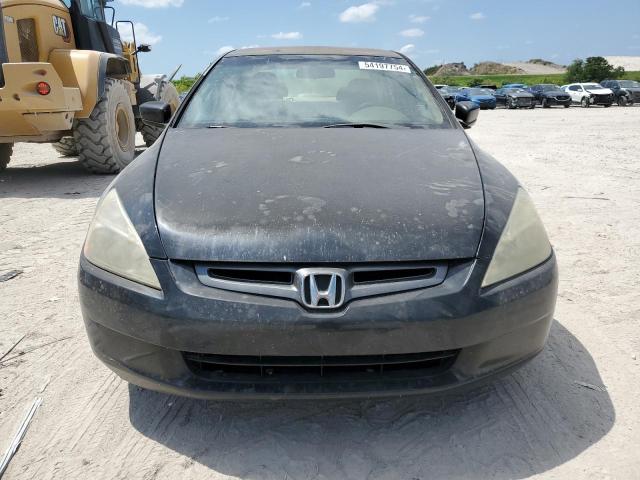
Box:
[358,62,411,73]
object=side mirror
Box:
[455,101,479,129]
[140,101,171,126]
[136,44,152,53]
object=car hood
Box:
[470,95,495,101]
[543,90,569,96]
[154,128,485,262]
[508,92,534,98]
[585,88,612,94]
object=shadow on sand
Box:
[128,321,614,479]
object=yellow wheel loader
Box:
[0,0,180,173]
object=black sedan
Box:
[529,84,572,108]
[79,47,558,399]
[494,87,536,109]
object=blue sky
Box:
[114,0,640,77]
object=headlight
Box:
[482,188,552,287]
[83,189,161,289]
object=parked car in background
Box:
[600,79,640,106]
[434,84,448,90]
[457,88,497,109]
[529,84,572,108]
[503,83,528,89]
[493,88,535,109]
[438,88,456,109]
[562,83,614,107]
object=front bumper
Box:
[589,94,613,106]
[0,62,81,140]
[79,254,558,399]
[544,96,571,106]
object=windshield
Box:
[540,84,560,91]
[583,83,603,90]
[466,88,493,95]
[619,80,640,88]
[178,55,448,129]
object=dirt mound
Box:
[471,62,525,75]
[504,60,566,74]
[604,56,640,71]
[434,62,470,76]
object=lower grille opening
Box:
[353,267,436,284]
[183,350,459,380]
[207,267,293,285]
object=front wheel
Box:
[542,98,550,108]
[74,79,136,174]
[507,98,516,109]
[52,136,78,157]
[581,97,590,108]
[564,104,571,108]
[0,143,13,172]
[617,96,628,106]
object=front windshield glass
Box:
[467,88,493,95]
[541,85,559,91]
[619,80,640,88]
[583,83,603,90]
[178,55,448,129]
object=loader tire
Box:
[140,81,180,147]
[74,79,136,174]
[52,136,78,157]
[0,143,12,172]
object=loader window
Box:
[79,0,106,21]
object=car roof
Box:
[225,46,403,58]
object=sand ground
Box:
[1,105,639,479]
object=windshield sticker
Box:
[358,62,411,73]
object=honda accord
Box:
[79,47,558,399]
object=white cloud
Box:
[399,44,415,55]
[299,2,311,8]
[399,28,424,38]
[271,31,303,40]
[633,33,640,39]
[118,0,183,8]
[214,45,235,56]
[339,3,379,23]
[208,16,229,23]
[469,12,486,20]
[409,14,430,23]
[119,22,161,45]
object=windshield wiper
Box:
[323,122,390,129]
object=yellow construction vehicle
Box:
[0,0,180,173]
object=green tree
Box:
[565,57,625,83]
[423,64,442,76]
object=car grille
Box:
[593,94,612,104]
[516,97,532,106]
[193,261,449,307]
[553,95,570,102]
[183,350,460,380]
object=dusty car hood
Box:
[508,92,534,98]
[154,128,484,262]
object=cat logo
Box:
[52,15,71,43]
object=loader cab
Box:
[67,0,124,54]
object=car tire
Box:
[0,143,12,173]
[74,79,136,174]
[52,136,79,157]
[617,96,627,106]
[507,98,516,109]
[581,97,590,108]
[140,81,180,147]
[604,104,611,108]
[542,98,550,108]
[564,104,570,108]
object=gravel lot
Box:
[1,106,639,479]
